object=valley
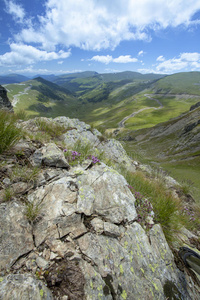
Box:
[2,70,200,201]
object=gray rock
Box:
[27,176,85,246]
[2,178,11,186]
[91,217,104,234]
[0,85,13,111]
[103,222,122,238]
[31,143,69,169]
[77,223,194,299]
[12,182,30,194]
[0,201,34,272]
[77,164,137,223]
[0,274,53,300]
[54,116,101,148]
[98,139,136,173]
[36,256,50,270]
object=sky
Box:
[0,0,200,76]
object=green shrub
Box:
[0,110,22,154]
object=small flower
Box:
[63,149,67,152]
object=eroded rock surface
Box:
[0,274,53,300]
[0,201,34,271]
[0,116,200,299]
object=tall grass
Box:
[0,110,22,154]
[120,168,192,243]
[34,119,68,138]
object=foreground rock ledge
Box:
[0,116,200,299]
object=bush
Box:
[0,110,22,154]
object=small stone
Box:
[43,248,51,260]
[91,218,104,234]
[2,178,11,186]
[50,252,58,260]
[12,182,30,195]
[103,222,121,238]
[36,257,50,270]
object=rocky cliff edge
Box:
[0,116,199,300]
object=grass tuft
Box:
[34,118,68,139]
[0,110,22,154]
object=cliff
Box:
[0,116,199,299]
[0,85,13,111]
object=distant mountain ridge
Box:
[0,74,30,84]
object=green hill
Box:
[123,104,200,201]
[152,72,200,95]
[4,78,78,118]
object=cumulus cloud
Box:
[156,52,200,73]
[4,0,25,23]
[90,55,138,64]
[15,0,200,51]
[139,52,200,74]
[0,43,71,66]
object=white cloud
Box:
[0,43,71,66]
[180,52,200,62]
[15,0,200,51]
[91,55,113,65]
[157,55,165,62]
[91,55,138,64]
[156,52,200,73]
[58,61,64,65]
[4,0,25,23]
[138,50,144,56]
[3,67,83,76]
[113,55,138,63]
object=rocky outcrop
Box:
[190,101,200,111]
[0,116,200,299]
[0,85,13,111]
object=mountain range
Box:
[1,70,200,200]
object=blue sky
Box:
[0,0,200,76]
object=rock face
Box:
[0,85,13,111]
[0,116,200,299]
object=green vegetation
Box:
[153,72,200,95]
[2,187,14,202]
[34,118,68,139]
[63,139,101,166]
[25,200,42,223]
[0,110,22,154]
[121,169,199,243]
[11,164,39,183]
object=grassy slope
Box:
[5,78,79,118]
[152,71,200,95]
[123,106,200,201]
